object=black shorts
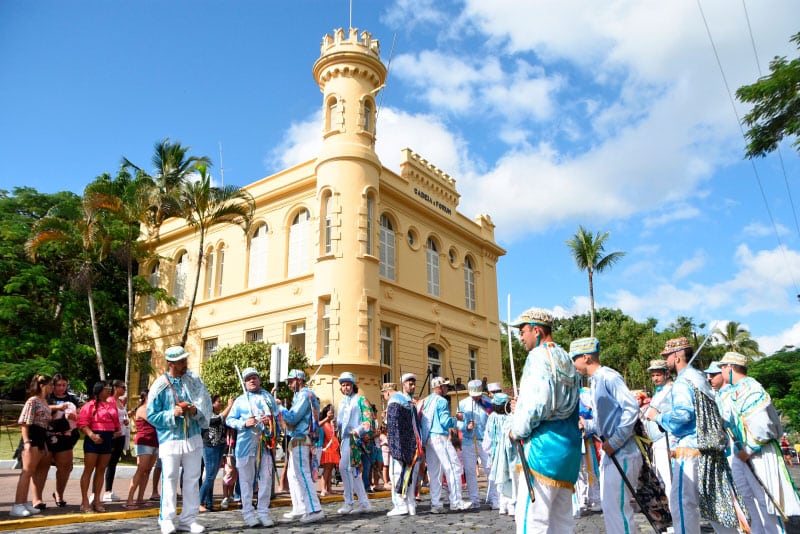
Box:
[49,430,79,454]
[83,430,114,455]
[28,424,48,451]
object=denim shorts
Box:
[135,444,158,456]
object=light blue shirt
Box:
[583,366,639,457]
[656,366,712,450]
[419,392,455,442]
[147,370,212,445]
[279,387,318,440]
[457,396,488,442]
[226,388,278,458]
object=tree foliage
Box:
[712,320,762,357]
[737,31,800,158]
[749,349,800,431]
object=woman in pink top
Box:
[77,381,120,513]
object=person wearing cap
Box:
[419,375,472,513]
[644,358,674,498]
[384,373,422,517]
[335,371,373,515]
[570,337,642,534]
[572,385,601,518]
[717,352,800,532]
[704,361,724,392]
[508,307,581,532]
[487,382,503,396]
[276,369,324,524]
[644,337,742,534]
[225,367,278,528]
[146,345,212,534]
[457,378,497,510]
[483,392,517,516]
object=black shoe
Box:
[34,502,47,510]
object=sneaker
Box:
[23,503,41,515]
[102,491,120,502]
[387,507,408,517]
[259,515,274,527]
[299,510,324,524]
[160,519,177,534]
[177,522,205,533]
[430,506,446,514]
[408,506,417,516]
[245,516,260,528]
[507,505,515,516]
[220,498,229,510]
[337,504,353,514]
[282,511,303,520]
[9,504,32,517]
[452,501,473,512]
[350,501,371,514]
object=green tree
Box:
[736,32,800,158]
[712,321,762,357]
[565,226,626,337]
[749,349,800,431]
[178,164,255,346]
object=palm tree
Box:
[712,321,761,356]
[566,226,626,337]
[178,164,255,346]
[25,190,121,380]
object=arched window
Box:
[248,224,268,287]
[326,96,338,131]
[204,247,215,299]
[173,252,188,306]
[216,244,225,296]
[426,238,440,297]
[363,99,373,132]
[379,214,395,280]
[146,262,159,314]
[288,209,310,277]
[365,194,375,255]
[464,255,476,310]
[322,194,332,255]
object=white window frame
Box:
[464,256,476,310]
[379,214,395,280]
[248,224,268,287]
[426,238,440,297]
[288,209,310,277]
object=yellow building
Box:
[133,27,506,407]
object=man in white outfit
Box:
[644,358,673,499]
[457,379,497,509]
[336,372,373,515]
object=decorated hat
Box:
[720,352,748,368]
[704,361,722,374]
[487,382,502,393]
[381,382,397,392]
[242,367,259,379]
[510,307,553,328]
[430,376,450,389]
[492,392,510,406]
[165,345,190,362]
[338,371,356,384]
[400,373,417,383]
[287,369,306,381]
[569,337,600,357]
[661,337,691,356]
[467,379,483,396]
[648,359,668,371]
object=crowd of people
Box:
[9,314,800,533]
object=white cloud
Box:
[756,320,800,355]
[743,221,789,238]
[644,205,701,230]
[673,250,706,280]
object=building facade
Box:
[132,27,506,407]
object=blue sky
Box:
[2,1,799,354]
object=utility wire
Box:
[696,0,800,296]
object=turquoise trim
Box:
[678,460,686,534]
[620,458,629,533]
[297,444,319,514]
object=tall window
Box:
[216,245,225,296]
[173,252,188,306]
[204,248,215,299]
[464,256,476,310]
[288,209,310,277]
[248,224,268,287]
[289,322,306,355]
[379,214,395,280]
[380,326,393,384]
[321,299,331,358]
[203,337,218,360]
[469,348,478,381]
[367,300,375,360]
[323,194,332,255]
[365,195,375,255]
[246,329,263,343]
[146,263,159,314]
[426,238,440,297]
[364,99,373,132]
[326,96,337,131]
[427,345,441,379]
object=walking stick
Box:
[726,428,788,521]
[507,296,533,502]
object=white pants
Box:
[670,454,740,534]
[462,436,497,507]
[287,441,321,516]
[515,472,575,534]
[237,453,273,521]
[339,435,369,507]
[599,452,642,534]
[652,437,672,499]
[160,446,202,527]
[389,457,419,513]
[573,441,600,514]
[498,470,517,515]
[731,456,784,534]
[425,434,464,509]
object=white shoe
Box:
[245,516,260,528]
[259,515,274,527]
[507,505,515,516]
[430,506,446,514]
[350,501,371,514]
[408,507,416,516]
[299,510,324,523]
[282,511,303,520]
[178,522,205,533]
[9,504,32,517]
[452,501,473,512]
[160,519,177,534]
[337,504,353,514]
[387,507,408,517]
[219,497,229,510]
[102,491,120,502]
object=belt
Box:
[671,447,701,458]
[290,437,310,449]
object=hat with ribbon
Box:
[431,376,450,389]
[720,352,748,368]
[487,382,502,393]
[648,359,668,371]
[569,337,600,358]
[338,371,356,384]
[704,361,722,374]
[242,367,259,379]
[400,373,417,383]
[165,346,190,362]
[510,307,553,328]
[287,369,306,381]
[492,392,510,406]
[467,379,483,396]
[381,382,397,392]
[661,337,691,356]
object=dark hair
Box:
[320,404,332,420]
[91,381,108,399]
[28,374,52,397]
[112,379,125,389]
[210,394,221,403]
[137,389,148,408]
[52,373,68,387]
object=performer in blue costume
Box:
[458,379,498,509]
[483,392,518,516]
[147,346,212,534]
[384,373,422,517]
[509,307,582,534]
